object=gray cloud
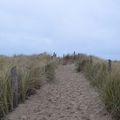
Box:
[0,0,120,59]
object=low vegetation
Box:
[0,53,56,119]
[45,62,56,82]
[75,54,120,119]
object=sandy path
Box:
[6,64,112,120]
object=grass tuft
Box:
[45,62,56,82]
[0,54,56,119]
[75,55,120,119]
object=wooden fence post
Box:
[89,56,93,64]
[108,59,112,73]
[53,52,57,58]
[73,51,76,60]
[11,66,18,110]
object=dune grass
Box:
[0,54,56,119]
[75,54,120,120]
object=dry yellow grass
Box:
[75,54,120,120]
[0,54,56,119]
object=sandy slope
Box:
[6,64,112,120]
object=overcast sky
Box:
[0,0,120,59]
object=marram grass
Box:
[75,55,120,120]
[0,54,56,119]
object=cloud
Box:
[0,0,120,59]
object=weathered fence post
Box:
[108,59,112,73]
[89,56,93,64]
[11,66,18,110]
[73,51,76,60]
[53,52,57,58]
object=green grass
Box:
[75,55,120,120]
[102,71,120,119]
[45,62,56,82]
[0,54,56,119]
